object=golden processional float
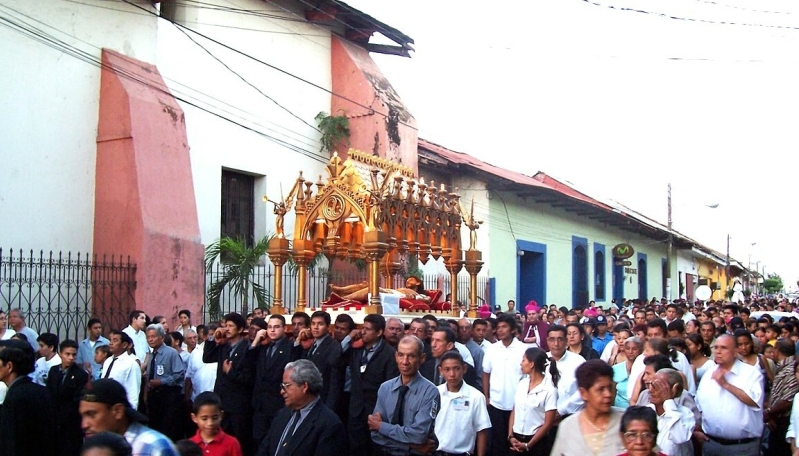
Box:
[266,150,484,319]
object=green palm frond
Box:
[204,235,272,317]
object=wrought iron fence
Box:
[203,261,492,322]
[0,249,136,341]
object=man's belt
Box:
[706,435,758,445]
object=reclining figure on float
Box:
[323,276,448,312]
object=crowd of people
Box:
[0,295,798,456]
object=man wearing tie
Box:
[102,330,141,409]
[204,312,254,455]
[369,335,440,456]
[256,359,345,456]
[302,311,343,411]
[46,339,89,456]
[144,324,185,442]
[250,314,300,449]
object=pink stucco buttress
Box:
[93,49,204,327]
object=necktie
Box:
[390,385,410,425]
[308,342,318,358]
[104,357,118,378]
[148,350,157,380]
[275,410,301,456]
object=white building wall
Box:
[1,0,335,252]
[0,0,158,254]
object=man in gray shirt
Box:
[457,318,484,391]
[8,309,39,352]
[144,323,185,442]
[369,335,440,456]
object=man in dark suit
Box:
[46,338,89,456]
[204,312,254,455]
[302,311,343,410]
[347,314,399,456]
[256,359,345,456]
[249,314,300,448]
[0,339,57,455]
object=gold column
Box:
[464,250,484,318]
[267,237,291,315]
[292,239,315,313]
[446,249,463,317]
[362,230,388,314]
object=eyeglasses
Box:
[623,431,656,442]
[280,382,295,391]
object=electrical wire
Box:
[0,11,329,164]
[3,2,326,151]
[118,0,419,131]
[577,0,799,31]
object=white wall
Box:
[0,0,158,254]
[155,0,332,247]
[0,0,337,253]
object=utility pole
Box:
[726,233,730,294]
[666,183,673,302]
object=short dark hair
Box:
[0,339,36,375]
[95,344,111,356]
[575,359,613,390]
[174,440,203,456]
[643,354,673,371]
[37,332,59,350]
[250,317,267,330]
[363,314,386,332]
[422,314,438,324]
[440,350,464,365]
[410,317,429,332]
[128,310,145,324]
[223,312,246,330]
[620,406,658,434]
[87,318,102,329]
[646,319,667,335]
[547,324,567,337]
[434,327,456,345]
[291,312,311,327]
[179,309,191,318]
[82,432,133,456]
[196,325,208,336]
[192,391,223,414]
[472,318,488,328]
[59,339,79,352]
[110,330,133,346]
[268,314,286,325]
[334,314,355,331]
[311,311,331,326]
[169,331,184,345]
[496,313,518,333]
[776,338,796,357]
[667,320,685,333]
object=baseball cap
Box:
[80,379,148,423]
[580,316,594,326]
[595,315,608,325]
[729,317,745,331]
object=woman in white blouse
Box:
[508,347,559,455]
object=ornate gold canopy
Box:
[266,149,483,316]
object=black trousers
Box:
[349,409,374,456]
[146,385,184,442]
[223,410,254,456]
[488,404,511,456]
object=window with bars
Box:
[221,170,255,246]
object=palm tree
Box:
[205,236,271,320]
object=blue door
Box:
[638,253,648,301]
[573,244,589,308]
[517,241,546,308]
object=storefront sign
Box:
[612,243,635,259]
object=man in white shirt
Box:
[645,368,695,456]
[103,330,142,409]
[122,310,149,364]
[482,313,526,456]
[184,332,217,402]
[31,332,61,385]
[545,324,585,416]
[695,334,763,456]
[436,351,491,456]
